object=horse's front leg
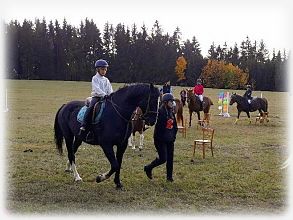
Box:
[234,111,241,124]
[96,145,119,184]
[139,133,144,150]
[128,134,136,150]
[189,111,192,127]
[114,141,128,189]
[127,135,133,148]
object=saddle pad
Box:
[77,102,106,124]
[77,106,87,123]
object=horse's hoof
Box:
[74,177,83,182]
[96,175,103,183]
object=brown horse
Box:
[186,89,213,127]
[174,98,184,127]
[128,107,147,150]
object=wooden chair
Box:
[192,127,215,161]
[177,119,187,138]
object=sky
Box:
[1,0,292,57]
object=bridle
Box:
[107,88,159,125]
[140,90,159,124]
[106,88,159,143]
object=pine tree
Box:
[182,36,205,86]
[19,19,35,79]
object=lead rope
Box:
[154,97,160,124]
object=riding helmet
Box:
[95,59,109,68]
[197,78,202,84]
[162,93,174,102]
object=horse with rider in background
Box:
[229,93,268,124]
[186,89,213,127]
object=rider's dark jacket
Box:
[243,88,252,100]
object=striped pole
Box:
[4,88,8,112]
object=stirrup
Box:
[78,126,86,136]
[86,131,95,142]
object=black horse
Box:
[229,93,268,123]
[54,83,160,189]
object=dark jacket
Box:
[154,105,178,142]
[243,88,252,100]
[162,85,171,94]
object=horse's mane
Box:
[111,83,151,97]
[187,90,196,101]
[232,93,244,98]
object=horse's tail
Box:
[54,104,65,155]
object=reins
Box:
[107,96,131,144]
[106,87,159,143]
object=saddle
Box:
[77,100,106,124]
[77,98,106,143]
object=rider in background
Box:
[160,81,172,95]
[243,84,253,104]
[160,81,175,108]
[180,89,187,106]
[79,59,113,138]
[144,93,178,182]
[193,78,204,109]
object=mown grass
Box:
[4,80,289,215]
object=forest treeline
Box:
[5,18,289,91]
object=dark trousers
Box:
[146,140,174,179]
[81,97,101,128]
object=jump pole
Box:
[4,88,8,112]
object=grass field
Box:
[4,80,289,215]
